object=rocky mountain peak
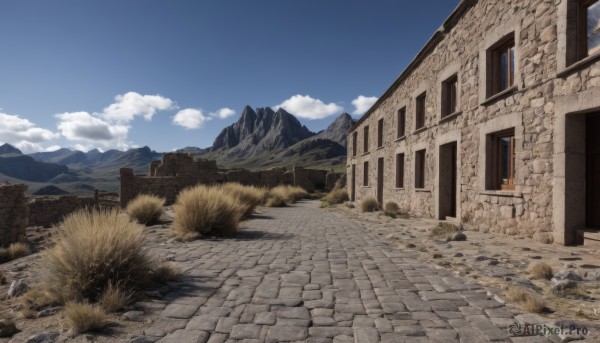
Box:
[0,143,23,156]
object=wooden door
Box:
[588,115,600,227]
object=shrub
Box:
[505,287,529,303]
[529,262,554,280]
[221,183,264,218]
[173,185,244,238]
[522,295,546,313]
[99,283,132,312]
[0,242,30,263]
[430,222,466,241]
[286,186,309,202]
[321,188,349,206]
[19,285,62,316]
[152,263,181,283]
[43,209,153,301]
[125,194,165,225]
[64,302,108,334]
[383,201,400,218]
[360,198,379,212]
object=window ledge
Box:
[377,146,385,150]
[395,136,406,142]
[479,190,522,198]
[414,188,431,193]
[439,111,462,124]
[394,187,405,190]
[481,86,517,106]
[557,52,600,78]
[362,152,371,156]
[362,186,372,189]
[413,127,428,134]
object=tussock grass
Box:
[19,285,63,317]
[152,262,181,283]
[551,284,588,299]
[430,222,466,241]
[321,188,349,207]
[505,287,530,303]
[383,201,400,218]
[0,242,30,263]
[99,283,132,312]
[64,302,108,334]
[529,262,554,280]
[173,185,244,238]
[360,198,379,212]
[265,185,309,207]
[43,209,153,302]
[221,183,264,218]
[125,194,165,225]
[505,287,547,313]
[523,295,547,313]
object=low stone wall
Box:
[0,184,29,246]
[27,195,99,228]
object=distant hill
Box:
[193,106,353,171]
[0,144,69,182]
[32,185,69,196]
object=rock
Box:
[584,270,600,281]
[125,337,158,343]
[474,255,489,261]
[25,331,60,343]
[0,319,18,338]
[37,306,62,318]
[488,259,499,266]
[551,280,577,292]
[453,252,464,257]
[452,232,467,241]
[123,311,145,322]
[551,270,583,284]
[7,279,28,298]
[533,232,554,244]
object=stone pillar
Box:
[120,168,135,208]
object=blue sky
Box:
[0,0,459,153]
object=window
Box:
[363,126,369,153]
[415,93,426,130]
[363,161,369,186]
[415,149,426,189]
[490,36,515,95]
[442,75,458,117]
[396,153,404,188]
[579,0,600,58]
[488,129,516,190]
[397,108,406,138]
[377,119,384,148]
[352,132,358,157]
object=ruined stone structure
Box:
[121,153,340,207]
[0,184,29,246]
[347,0,600,246]
[27,194,113,228]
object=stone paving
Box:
[143,201,552,343]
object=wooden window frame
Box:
[377,118,384,148]
[442,75,458,117]
[363,161,369,186]
[415,93,426,130]
[397,107,406,138]
[395,153,404,188]
[579,0,600,59]
[491,37,515,95]
[363,126,369,153]
[352,132,358,157]
[491,129,516,191]
[415,149,426,189]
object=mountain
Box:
[195,108,353,171]
[0,144,69,182]
[32,185,69,196]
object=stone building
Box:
[347,0,600,246]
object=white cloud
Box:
[0,112,58,152]
[210,108,236,119]
[56,111,131,150]
[45,145,62,152]
[173,108,210,129]
[274,95,343,120]
[102,92,174,122]
[351,95,379,115]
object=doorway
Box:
[439,142,457,219]
[351,165,356,202]
[377,158,384,206]
[587,114,600,228]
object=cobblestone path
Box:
[147,201,542,343]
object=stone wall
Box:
[347,0,600,245]
[120,153,340,206]
[0,184,28,246]
[27,195,101,228]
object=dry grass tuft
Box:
[99,283,132,312]
[19,285,63,316]
[173,185,244,238]
[64,302,108,334]
[551,284,588,299]
[221,183,264,218]
[0,242,30,263]
[43,208,153,302]
[125,194,165,225]
[505,287,530,303]
[321,188,349,207]
[360,198,379,212]
[522,295,547,313]
[265,185,309,207]
[383,201,400,218]
[152,262,181,283]
[430,222,466,241]
[529,262,554,280]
